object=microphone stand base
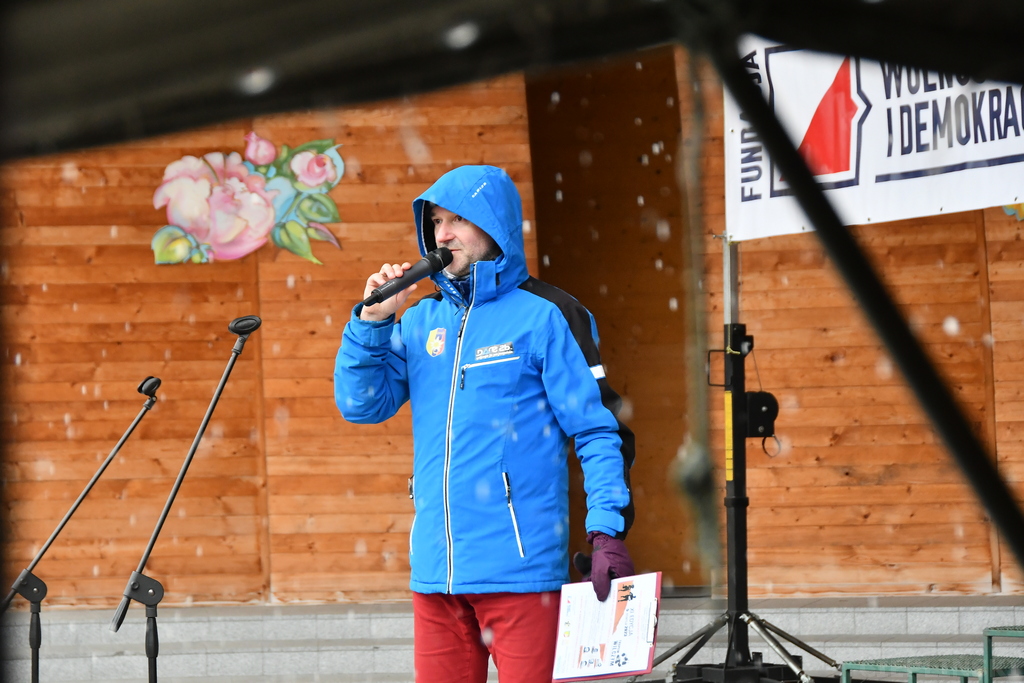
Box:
[9,570,48,683]
[118,572,164,683]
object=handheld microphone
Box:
[362,247,452,307]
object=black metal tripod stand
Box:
[1,376,161,683]
[631,322,840,683]
[660,324,839,683]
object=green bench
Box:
[842,624,1024,683]
[841,654,1024,683]
[985,626,1024,683]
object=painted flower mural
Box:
[1005,204,1024,221]
[152,133,343,264]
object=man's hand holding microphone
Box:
[359,248,452,321]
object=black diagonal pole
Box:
[706,36,1024,572]
[653,7,1024,681]
[110,316,261,683]
[1,376,161,683]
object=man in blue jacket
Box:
[335,165,635,683]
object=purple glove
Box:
[572,531,635,601]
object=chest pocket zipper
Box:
[459,356,521,389]
[502,472,525,558]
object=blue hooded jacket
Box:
[335,165,634,594]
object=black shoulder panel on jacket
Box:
[518,277,601,367]
[518,276,636,538]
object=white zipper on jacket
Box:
[502,472,525,558]
[408,476,415,555]
[442,265,476,594]
[459,356,521,389]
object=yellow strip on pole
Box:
[724,390,734,481]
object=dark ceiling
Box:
[2,0,1022,159]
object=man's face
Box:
[431,205,500,278]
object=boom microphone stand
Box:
[1,376,162,683]
[109,315,261,683]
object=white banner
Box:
[724,36,1024,241]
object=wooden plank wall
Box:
[0,74,536,606]
[678,46,1024,595]
[1,51,1022,606]
[986,205,1024,592]
[524,46,701,590]
[0,122,269,606]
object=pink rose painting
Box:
[290,151,338,187]
[244,131,277,166]
[152,133,343,264]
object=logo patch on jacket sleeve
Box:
[474,342,514,361]
[426,328,446,357]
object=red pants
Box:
[412,591,560,683]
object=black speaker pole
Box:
[109,316,261,683]
[1,376,161,683]
[723,320,752,669]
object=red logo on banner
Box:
[766,46,870,196]
[797,57,858,176]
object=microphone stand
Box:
[1,376,162,683]
[109,316,261,683]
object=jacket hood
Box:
[412,165,528,302]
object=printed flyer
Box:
[553,572,662,681]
